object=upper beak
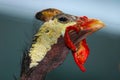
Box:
[76,16,105,32]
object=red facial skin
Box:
[64,16,90,72]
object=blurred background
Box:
[0,0,120,80]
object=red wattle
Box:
[64,26,79,52]
[72,39,89,72]
[72,52,86,72]
[64,25,90,72]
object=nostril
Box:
[80,16,88,21]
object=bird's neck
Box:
[21,36,69,80]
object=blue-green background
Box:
[0,0,120,80]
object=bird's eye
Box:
[53,14,75,23]
[57,15,70,23]
[58,17,68,22]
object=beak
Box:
[69,16,105,45]
[64,16,105,52]
[78,16,105,33]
